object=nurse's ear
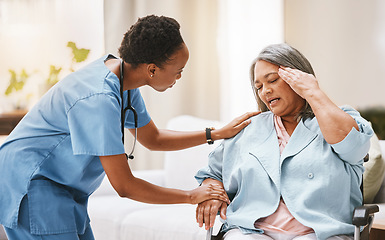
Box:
[147,64,156,79]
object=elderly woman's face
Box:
[254,60,305,118]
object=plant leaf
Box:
[67,41,90,63]
[46,65,62,85]
[5,69,28,95]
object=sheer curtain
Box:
[103,0,284,170]
[217,0,284,122]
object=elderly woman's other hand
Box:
[196,199,227,230]
[278,66,359,144]
[278,66,320,100]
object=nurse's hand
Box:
[196,199,227,230]
[188,184,230,205]
[211,111,260,140]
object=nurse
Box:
[0,15,256,240]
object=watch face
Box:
[206,128,214,144]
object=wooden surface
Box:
[370,228,385,240]
[371,217,385,240]
[0,110,27,135]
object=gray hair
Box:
[249,43,315,120]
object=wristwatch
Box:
[205,127,215,145]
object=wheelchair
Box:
[205,155,379,240]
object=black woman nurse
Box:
[0,15,257,240]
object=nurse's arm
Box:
[131,112,259,151]
[99,154,230,204]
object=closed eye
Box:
[255,78,278,91]
[269,78,279,83]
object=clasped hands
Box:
[196,179,228,230]
[196,198,228,230]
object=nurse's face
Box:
[254,60,305,119]
[149,43,189,92]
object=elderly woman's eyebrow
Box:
[255,72,279,83]
[264,72,278,78]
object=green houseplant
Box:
[45,41,90,87]
[5,69,29,96]
[4,41,90,110]
[4,69,31,110]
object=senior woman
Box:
[195,43,373,240]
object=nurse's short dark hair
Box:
[118,15,185,69]
[249,43,315,120]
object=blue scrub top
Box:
[0,54,151,234]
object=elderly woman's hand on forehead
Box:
[278,66,320,100]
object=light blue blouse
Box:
[0,54,151,234]
[195,106,373,240]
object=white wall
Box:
[284,0,385,109]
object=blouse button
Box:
[308,173,314,179]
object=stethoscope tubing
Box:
[120,59,137,159]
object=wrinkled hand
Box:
[214,112,260,140]
[278,66,320,99]
[189,184,230,205]
[196,199,227,230]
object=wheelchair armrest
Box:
[352,204,379,226]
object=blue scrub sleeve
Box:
[123,88,151,129]
[68,93,125,156]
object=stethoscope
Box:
[120,59,137,160]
